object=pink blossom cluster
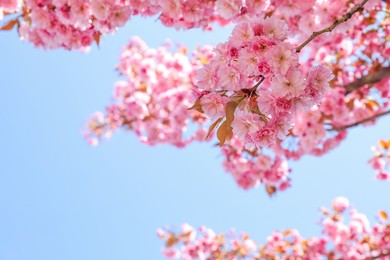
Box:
[2,0,384,50]
[304,0,390,99]
[17,0,126,49]
[281,81,390,159]
[84,37,214,147]
[158,197,390,259]
[81,1,390,193]
[157,223,258,260]
[369,139,390,182]
[1,0,250,50]
[269,0,382,45]
[0,0,22,20]
[196,17,333,149]
[221,137,291,193]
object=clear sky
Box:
[1,17,390,260]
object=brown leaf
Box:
[93,33,101,48]
[205,117,223,140]
[379,210,388,220]
[265,185,276,196]
[216,119,234,146]
[187,97,204,113]
[226,125,233,140]
[165,233,178,248]
[1,19,19,31]
[327,251,336,260]
[225,101,238,125]
[365,99,379,112]
[379,139,390,150]
[346,98,355,110]
[217,120,228,146]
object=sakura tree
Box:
[2,0,390,259]
[158,197,390,259]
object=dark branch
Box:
[371,250,390,259]
[296,0,368,53]
[345,66,390,94]
[330,109,390,131]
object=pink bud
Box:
[332,196,350,213]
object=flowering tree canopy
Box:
[2,0,390,259]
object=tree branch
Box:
[345,66,390,94]
[371,250,390,259]
[330,109,390,131]
[296,0,368,53]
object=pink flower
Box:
[245,0,270,13]
[269,43,298,75]
[332,196,350,213]
[200,92,228,119]
[159,0,182,18]
[307,65,333,94]
[238,48,260,76]
[181,224,196,241]
[215,0,241,19]
[217,65,242,91]
[368,156,385,171]
[254,127,276,147]
[90,0,111,21]
[376,171,390,181]
[232,110,264,141]
[263,16,288,41]
[271,68,305,98]
[229,22,254,47]
[350,210,371,234]
[162,248,180,259]
[270,114,293,140]
[196,63,218,90]
[252,36,274,55]
[257,92,292,116]
[257,60,272,77]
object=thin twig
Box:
[250,75,265,93]
[345,66,390,94]
[330,109,390,131]
[296,0,368,53]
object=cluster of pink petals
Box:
[81,1,390,193]
[19,0,134,50]
[2,0,384,50]
[1,0,248,50]
[369,139,390,182]
[221,137,291,192]
[196,17,333,149]
[158,224,258,260]
[0,0,22,20]
[158,197,390,260]
[83,37,214,147]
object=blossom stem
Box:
[345,66,390,94]
[330,109,390,131]
[296,0,368,53]
[250,75,265,93]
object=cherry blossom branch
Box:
[296,0,368,53]
[330,109,390,131]
[345,66,390,94]
[249,75,265,93]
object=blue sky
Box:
[1,17,390,260]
